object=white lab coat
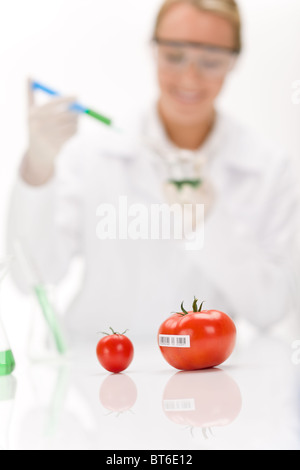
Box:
[7,105,300,343]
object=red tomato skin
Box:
[158,310,236,371]
[96,335,134,373]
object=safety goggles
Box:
[153,38,238,80]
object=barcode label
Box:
[163,399,195,411]
[159,334,190,348]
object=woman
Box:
[7,0,299,343]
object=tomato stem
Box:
[174,297,205,316]
[193,297,205,312]
[192,297,198,312]
[99,327,129,336]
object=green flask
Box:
[0,259,15,376]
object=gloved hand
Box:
[21,79,79,186]
[163,179,215,235]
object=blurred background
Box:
[0,0,300,355]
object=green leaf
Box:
[181,301,189,316]
[192,296,199,312]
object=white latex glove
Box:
[21,79,79,186]
[163,179,215,234]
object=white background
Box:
[0,0,300,352]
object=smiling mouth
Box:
[171,88,206,105]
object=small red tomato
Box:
[158,298,236,371]
[96,328,134,373]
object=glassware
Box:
[0,259,15,376]
[0,375,17,450]
[27,284,67,362]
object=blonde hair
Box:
[153,0,242,53]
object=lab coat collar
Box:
[141,102,224,170]
[98,101,223,164]
[98,102,265,175]
[143,104,275,174]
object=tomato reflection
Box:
[162,368,242,435]
[99,374,137,415]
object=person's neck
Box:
[158,101,215,151]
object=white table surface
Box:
[0,321,299,451]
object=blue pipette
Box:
[32,81,113,126]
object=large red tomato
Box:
[158,298,236,370]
